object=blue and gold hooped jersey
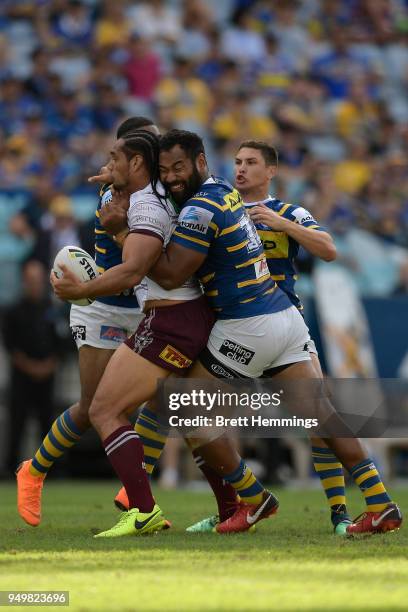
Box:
[245,197,324,312]
[94,184,138,309]
[170,177,291,319]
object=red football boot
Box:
[346,503,402,536]
[215,491,279,534]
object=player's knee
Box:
[88,394,102,425]
[70,401,91,430]
[78,394,93,417]
[88,393,111,430]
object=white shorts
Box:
[206,306,311,378]
[308,338,318,355]
[70,300,144,350]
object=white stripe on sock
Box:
[105,432,139,456]
[105,429,139,453]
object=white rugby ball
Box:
[53,245,99,306]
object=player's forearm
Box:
[77,263,143,299]
[282,221,337,261]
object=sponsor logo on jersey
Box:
[183,208,201,222]
[291,206,316,225]
[159,344,192,369]
[211,363,234,378]
[254,258,269,279]
[71,325,86,341]
[219,339,255,365]
[100,326,128,343]
[101,190,113,206]
[178,206,214,234]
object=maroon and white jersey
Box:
[127,182,202,304]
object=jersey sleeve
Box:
[288,205,325,231]
[170,198,220,254]
[127,195,171,242]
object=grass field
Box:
[0,482,407,611]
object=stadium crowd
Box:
[0,0,407,302]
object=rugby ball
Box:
[53,245,99,306]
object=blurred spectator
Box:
[252,32,295,98]
[124,34,162,101]
[12,176,56,232]
[221,9,266,63]
[52,0,94,48]
[212,90,277,144]
[311,27,373,99]
[334,77,380,138]
[0,77,37,136]
[126,0,181,44]
[30,194,82,268]
[156,56,212,129]
[333,139,372,195]
[176,1,214,61]
[94,1,130,49]
[268,0,313,71]
[92,83,123,132]
[2,260,61,473]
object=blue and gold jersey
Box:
[171,177,291,319]
[94,184,138,309]
[245,197,324,312]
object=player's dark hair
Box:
[120,130,162,201]
[238,140,279,167]
[116,116,154,139]
[159,129,205,162]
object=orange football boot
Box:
[16,460,45,526]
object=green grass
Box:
[0,482,407,611]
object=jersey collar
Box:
[243,196,277,207]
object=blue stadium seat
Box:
[0,192,27,227]
[70,194,98,221]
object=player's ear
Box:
[196,152,207,173]
[130,153,143,173]
[267,164,277,181]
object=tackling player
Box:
[187,140,350,535]
[146,130,402,536]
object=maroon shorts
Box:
[124,296,215,373]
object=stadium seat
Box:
[70,194,99,221]
[0,192,27,227]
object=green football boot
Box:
[94,505,167,538]
[334,519,352,536]
[186,515,219,533]
[332,504,352,536]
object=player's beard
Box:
[168,166,203,206]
